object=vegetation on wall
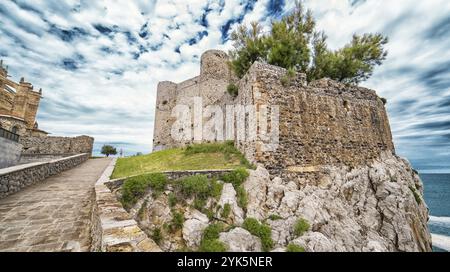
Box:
[286,243,306,252]
[229,1,388,85]
[227,83,239,97]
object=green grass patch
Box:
[409,186,422,205]
[221,168,249,188]
[169,211,185,233]
[120,173,168,209]
[179,175,223,201]
[151,227,163,245]
[221,203,231,219]
[236,185,248,210]
[198,223,227,252]
[268,214,283,221]
[221,168,249,210]
[198,239,227,252]
[294,218,310,237]
[286,244,305,252]
[227,83,239,97]
[242,218,274,252]
[112,142,251,179]
[168,192,177,208]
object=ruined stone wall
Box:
[153,50,395,179]
[152,50,237,151]
[235,62,394,178]
[20,135,94,155]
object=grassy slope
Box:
[111,147,245,179]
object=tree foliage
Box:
[101,145,117,157]
[229,1,388,84]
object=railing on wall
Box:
[0,127,20,142]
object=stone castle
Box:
[150,50,430,252]
[153,50,395,179]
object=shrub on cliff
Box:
[227,83,239,97]
[221,168,249,188]
[121,173,167,208]
[199,223,227,252]
[169,211,185,233]
[229,1,388,85]
[179,175,222,200]
[294,218,310,237]
[286,243,305,252]
[222,168,249,210]
[243,218,274,251]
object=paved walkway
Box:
[0,158,112,252]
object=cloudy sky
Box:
[1,0,449,172]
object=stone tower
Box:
[152,50,237,151]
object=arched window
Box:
[11,126,18,134]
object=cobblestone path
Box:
[0,158,112,252]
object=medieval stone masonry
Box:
[149,51,431,252]
[153,50,395,178]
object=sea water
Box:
[420,174,450,252]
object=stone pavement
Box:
[0,158,112,252]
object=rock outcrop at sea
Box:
[245,152,431,252]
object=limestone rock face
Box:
[217,183,244,224]
[291,232,337,252]
[182,210,209,248]
[244,166,271,221]
[219,228,262,252]
[244,152,432,252]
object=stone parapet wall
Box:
[20,135,94,155]
[90,158,161,252]
[0,137,22,169]
[18,154,70,164]
[0,153,89,199]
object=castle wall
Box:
[235,62,394,178]
[152,51,395,179]
[152,50,237,151]
[20,135,94,155]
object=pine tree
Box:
[229,1,388,85]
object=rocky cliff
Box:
[115,151,431,252]
[245,152,431,252]
[148,50,431,252]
